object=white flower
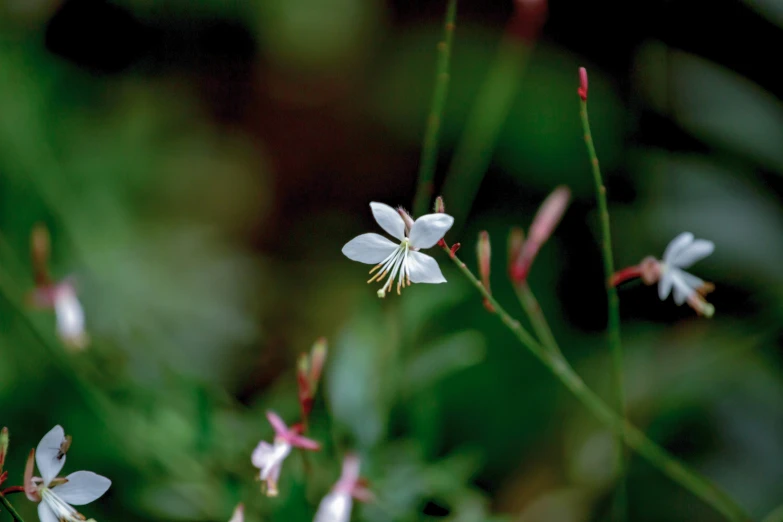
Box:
[342,203,454,297]
[658,232,715,316]
[313,454,370,522]
[53,284,88,350]
[251,411,320,497]
[24,425,111,522]
[228,503,244,522]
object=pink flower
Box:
[251,411,320,497]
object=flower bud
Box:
[507,227,525,276]
[298,338,328,420]
[396,207,415,233]
[0,427,8,471]
[31,224,51,286]
[434,196,445,213]
[477,232,494,312]
[578,67,588,101]
[510,186,570,283]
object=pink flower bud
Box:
[298,338,328,422]
[476,232,493,312]
[578,67,588,101]
[434,196,445,213]
[0,427,8,471]
[510,186,570,283]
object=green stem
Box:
[579,96,627,521]
[443,246,751,522]
[513,282,560,356]
[0,494,25,521]
[440,35,531,226]
[412,0,458,217]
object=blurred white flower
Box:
[251,411,320,497]
[342,203,453,298]
[24,425,111,522]
[611,232,716,317]
[314,454,371,522]
[228,503,244,522]
[658,232,715,317]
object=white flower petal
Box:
[408,213,454,249]
[229,503,245,522]
[671,239,714,269]
[662,232,693,265]
[36,425,67,486]
[38,501,59,522]
[676,269,706,290]
[252,441,291,479]
[55,291,84,339]
[342,233,399,264]
[658,272,674,301]
[407,251,446,284]
[314,492,353,522]
[370,202,406,241]
[671,273,693,305]
[53,471,111,506]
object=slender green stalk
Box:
[440,35,531,226]
[514,283,560,356]
[762,505,783,522]
[0,494,25,521]
[412,0,458,217]
[443,246,751,522]
[579,94,627,520]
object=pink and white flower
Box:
[313,454,372,522]
[24,425,111,522]
[251,411,320,497]
[342,203,454,298]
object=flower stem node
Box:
[342,203,454,297]
[24,425,111,522]
[252,411,320,497]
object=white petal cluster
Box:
[658,232,715,314]
[342,203,454,297]
[251,439,292,497]
[314,492,353,522]
[31,426,111,522]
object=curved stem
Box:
[443,246,752,522]
[514,282,560,356]
[0,493,25,521]
[579,96,627,520]
[412,0,458,217]
[1,487,24,496]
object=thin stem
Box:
[0,487,24,496]
[443,246,752,522]
[412,0,458,217]
[579,96,627,521]
[514,282,560,356]
[440,35,531,227]
[0,493,25,521]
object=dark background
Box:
[1,0,782,521]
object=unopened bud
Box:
[511,186,570,283]
[397,207,415,232]
[31,224,51,286]
[578,67,588,101]
[308,338,327,394]
[0,427,8,471]
[507,227,525,276]
[434,196,445,213]
[477,232,493,312]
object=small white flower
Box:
[658,232,715,316]
[251,411,320,497]
[342,202,454,297]
[313,454,370,522]
[228,503,244,522]
[24,425,111,522]
[53,284,88,350]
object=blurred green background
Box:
[1,0,782,521]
